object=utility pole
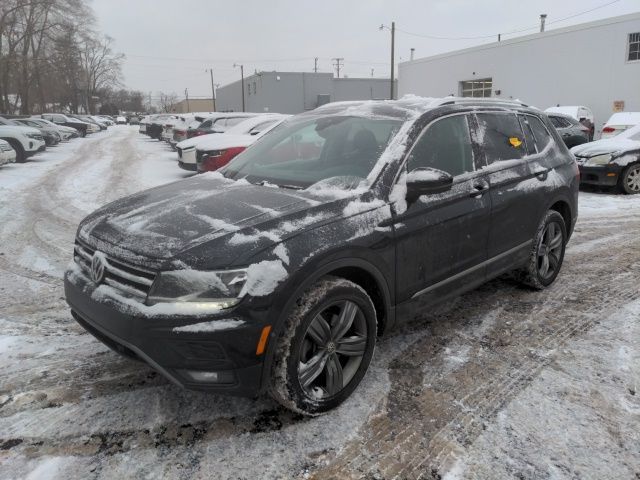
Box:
[332,57,344,78]
[371,68,374,77]
[540,14,547,32]
[410,47,415,61]
[390,21,395,100]
[207,68,216,111]
[314,57,318,73]
[184,88,190,112]
[498,33,501,42]
[233,63,245,112]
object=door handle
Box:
[470,181,490,197]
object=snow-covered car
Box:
[39,113,90,137]
[571,123,640,194]
[195,115,292,173]
[600,112,640,139]
[185,113,259,140]
[0,139,16,166]
[0,119,46,162]
[67,115,100,134]
[65,97,579,415]
[28,118,78,140]
[545,106,594,140]
[11,118,61,146]
[116,116,127,125]
[177,114,284,171]
[545,113,589,149]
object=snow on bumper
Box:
[64,265,270,395]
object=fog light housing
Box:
[182,369,236,384]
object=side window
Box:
[407,114,474,177]
[527,116,554,152]
[518,115,537,155]
[476,113,526,163]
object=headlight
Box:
[585,154,612,166]
[26,133,42,139]
[147,268,247,309]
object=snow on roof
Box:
[604,112,640,126]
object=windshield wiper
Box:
[277,184,304,190]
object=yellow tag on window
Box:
[509,137,522,148]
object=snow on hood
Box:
[77,173,350,264]
[571,124,640,157]
[176,134,218,150]
[0,124,42,135]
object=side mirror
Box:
[406,167,453,201]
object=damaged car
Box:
[65,97,578,415]
[571,123,640,194]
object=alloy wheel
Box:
[297,300,368,400]
[625,166,640,193]
[537,221,563,280]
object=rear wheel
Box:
[270,277,377,416]
[619,163,640,194]
[515,210,567,290]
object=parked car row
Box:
[0,112,116,164]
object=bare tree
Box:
[158,92,178,113]
[78,35,123,114]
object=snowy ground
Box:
[0,126,639,479]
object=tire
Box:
[6,139,26,163]
[514,210,567,290]
[270,276,377,416]
[619,163,640,194]
[80,128,86,138]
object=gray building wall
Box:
[398,13,640,135]
[216,72,394,114]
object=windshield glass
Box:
[222,115,402,189]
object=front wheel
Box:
[619,163,640,194]
[270,277,377,416]
[6,139,25,163]
[515,210,567,290]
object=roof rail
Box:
[439,97,529,108]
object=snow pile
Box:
[173,318,245,333]
[239,259,288,297]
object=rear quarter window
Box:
[476,113,526,164]
[527,116,555,153]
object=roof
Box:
[305,95,533,119]
[401,12,640,66]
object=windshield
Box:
[222,115,402,189]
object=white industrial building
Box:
[399,12,640,135]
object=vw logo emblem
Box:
[90,253,106,284]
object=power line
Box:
[394,0,622,41]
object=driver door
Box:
[391,113,491,311]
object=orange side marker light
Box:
[256,325,272,355]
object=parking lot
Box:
[0,126,639,479]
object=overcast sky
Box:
[93,0,637,100]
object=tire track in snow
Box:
[312,209,640,480]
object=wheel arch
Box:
[259,255,394,392]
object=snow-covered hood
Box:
[571,138,640,158]
[77,174,351,268]
[176,133,218,150]
[195,134,257,151]
[0,125,41,136]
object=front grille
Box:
[74,240,156,299]
[196,149,205,162]
[177,147,182,158]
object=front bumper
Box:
[64,269,270,396]
[578,164,623,187]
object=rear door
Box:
[474,112,542,275]
[393,113,491,308]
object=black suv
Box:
[64,98,579,415]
